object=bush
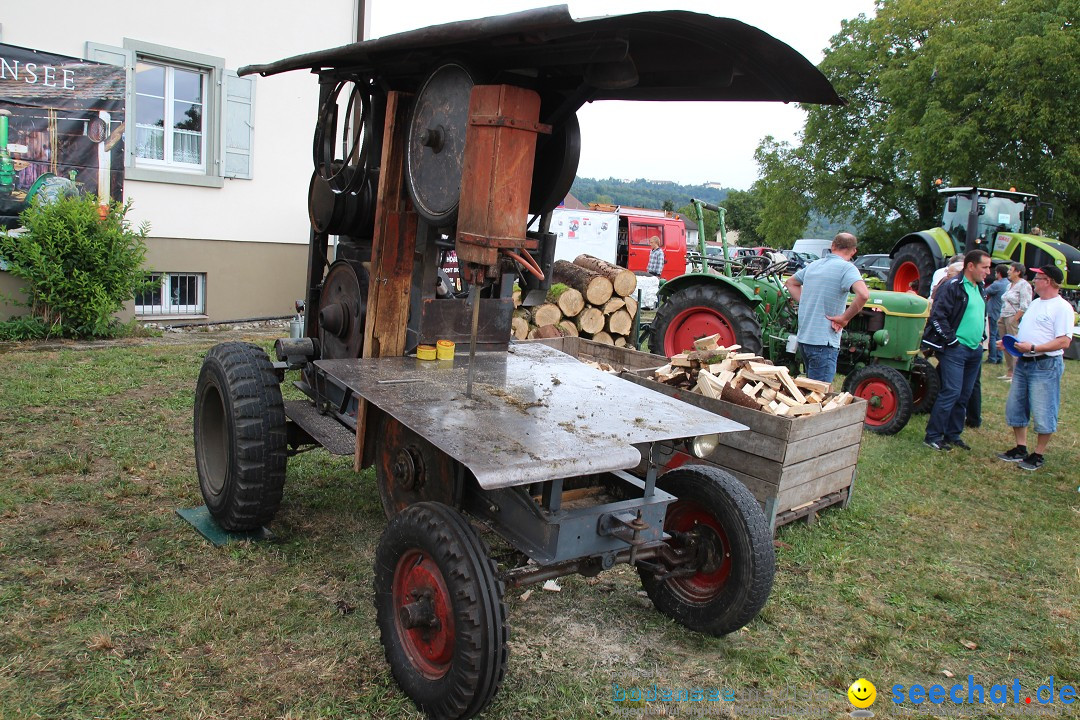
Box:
[0,315,54,341]
[0,194,151,338]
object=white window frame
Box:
[134,61,208,174]
[135,272,207,318]
[123,40,225,189]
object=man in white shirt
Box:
[995,264,1074,470]
[929,254,963,297]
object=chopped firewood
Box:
[696,374,720,399]
[787,402,822,416]
[793,376,833,394]
[761,387,778,401]
[731,352,761,361]
[670,353,693,367]
[693,333,722,351]
[807,391,826,403]
[774,368,806,403]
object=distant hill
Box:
[570,177,729,210]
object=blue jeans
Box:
[987,314,1002,363]
[925,343,983,443]
[799,343,839,383]
[1006,355,1064,434]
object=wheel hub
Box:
[855,379,897,423]
[666,307,736,355]
[391,447,424,491]
[663,501,733,602]
[392,549,455,679]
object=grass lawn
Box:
[0,335,1076,719]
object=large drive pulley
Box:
[406,63,476,227]
[318,260,369,359]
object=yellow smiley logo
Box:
[848,678,876,709]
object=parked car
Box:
[781,249,818,271]
[853,253,892,281]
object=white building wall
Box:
[3,0,356,245]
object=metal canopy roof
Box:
[239,5,842,106]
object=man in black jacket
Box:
[922,250,993,450]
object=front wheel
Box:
[194,342,287,530]
[888,242,937,295]
[651,284,762,356]
[843,364,913,435]
[638,465,775,636]
[374,502,508,720]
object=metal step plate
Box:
[284,400,355,456]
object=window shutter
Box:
[85,42,135,168]
[222,70,255,179]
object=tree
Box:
[773,0,1080,245]
[752,137,811,248]
[723,189,765,246]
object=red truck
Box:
[550,204,688,280]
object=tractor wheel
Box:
[638,465,775,636]
[844,364,913,435]
[374,502,508,720]
[194,342,287,530]
[651,284,762,356]
[889,242,936,295]
[909,356,940,415]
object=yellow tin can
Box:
[436,339,456,360]
[416,344,437,361]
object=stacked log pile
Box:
[651,334,855,417]
[512,254,640,347]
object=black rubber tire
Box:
[194,342,287,531]
[888,242,937,295]
[845,364,913,435]
[651,284,762,356]
[909,356,940,415]
[374,502,508,720]
[639,465,775,636]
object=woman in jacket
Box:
[998,262,1033,381]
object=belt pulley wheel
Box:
[318,260,368,359]
[406,63,475,227]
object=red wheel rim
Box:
[663,307,736,356]
[854,377,898,425]
[892,260,920,292]
[392,549,455,679]
[663,500,732,602]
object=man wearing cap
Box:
[996,264,1074,470]
[921,250,992,451]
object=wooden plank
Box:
[782,422,865,464]
[776,466,857,510]
[786,398,867,441]
[357,90,414,470]
[778,444,862,488]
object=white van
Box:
[792,238,833,258]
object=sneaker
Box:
[997,445,1028,462]
[997,375,1011,380]
[924,439,951,451]
[949,438,972,451]
[1019,453,1044,471]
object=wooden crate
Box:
[520,337,867,533]
[621,371,867,533]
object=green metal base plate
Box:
[175,506,273,547]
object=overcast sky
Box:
[367,1,877,190]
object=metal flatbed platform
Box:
[318,342,746,489]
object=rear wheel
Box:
[909,356,940,414]
[194,342,287,530]
[374,502,508,720]
[651,284,762,356]
[888,242,937,295]
[843,364,913,435]
[638,465,775,636]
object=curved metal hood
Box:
[240,5,842,106]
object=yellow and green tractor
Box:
[887,186,1078,303]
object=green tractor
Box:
[886,186,1078,302]
[650,200,935,435]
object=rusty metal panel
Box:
[317,342,746,489]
